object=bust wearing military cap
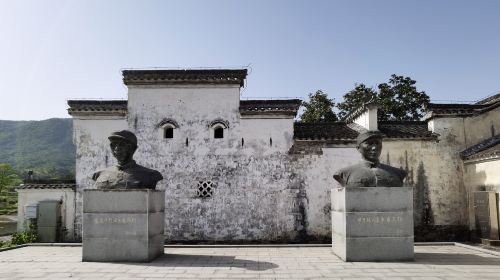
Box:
[333,130,407,188]
[92,130,163,190]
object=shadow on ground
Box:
[415,253,500,265]
[126,253,279,271]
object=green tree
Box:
[377,75,430,121]
[337,75,430,121]
[300,90,338,123]
[337,84,377,120]
[0,164,21,194]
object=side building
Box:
[64,69,499,243]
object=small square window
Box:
[214,127,224,139]
[164,127,173,138]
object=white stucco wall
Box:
[294,147,359,237]
[382,140,467,226]
[125,85,307,241]
[68,88,484,241]
[72,117,127,239]
[16,188,75,241]
[463,159,500,230]
[464,107,499,146]
[353,108,378,130]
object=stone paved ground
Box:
[1,245,500,279]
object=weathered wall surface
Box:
[291,147,359,239]
[127,85,306,242]
[464,107,499,146]
[463,159,500,230]
[72,118,127,239]
[382,140,467,226]
[17,189,75,241]
[69,88,479,242]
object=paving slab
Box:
[0,245,500,279]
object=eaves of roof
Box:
[67,100,127,116]
[16,184,76,190]
[122,69,248,87]
[240,99,302,116]
[460,134,500,162]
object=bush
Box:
[10,223,37,245]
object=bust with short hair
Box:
[333,130,407,188]
[92,130,163,189]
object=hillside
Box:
[0,119,75,179]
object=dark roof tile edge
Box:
[240,99,302,115]
[460,134,500,159]
[16,184,76,190]
[123,69,248,87]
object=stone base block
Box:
[332,187,414,262]
[82,189,165,262]
[481,238,500,247]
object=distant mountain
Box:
[0,118,75,179]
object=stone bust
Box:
[333,130,407,188]
[92,130,163,190]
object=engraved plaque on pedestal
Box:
[473,191,499,241]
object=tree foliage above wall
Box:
[300,74,430,122]
[300,90,338,123]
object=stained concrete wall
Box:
[16,188,75,241]
[382,140,467,226]
[463,160,500,230]
[126,85,306,242]
[428,106,500,232]
[464,107,499,147]
[69,88,483,241]
[72,117,128,239]
[297,138,467,240]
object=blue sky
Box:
[0,0,499,120]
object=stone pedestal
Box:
[331,187,414,262]
[473,191,500,245]
[82,189,165,262]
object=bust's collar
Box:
[117,160,136,170]
[361,159,380,168]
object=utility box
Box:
[25,205,37,219]
[37,201,61,243]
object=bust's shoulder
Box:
[336,163,368,174]
[133,164,163,180]
[91,166,117,181]
[334,163,366,185]
[379,163,407,180]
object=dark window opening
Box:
[241,138,244,146]
[164,127,174,138]
[214,127,224,139]
[186,138,189,146]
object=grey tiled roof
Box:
[476,93,500,105]
[426,98,500,118]
[67,100,127,116]
[294,121,437,141]
[425,104,483,117]
[460,134,500,161]
[240,99,302,116]
[123,69,247,86]
[294,122,358,141]
[378,121,437,139]
[17,183,76,190]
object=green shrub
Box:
[10,223,37,245]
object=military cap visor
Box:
[108,130,138,146]
[356,130,383,146]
